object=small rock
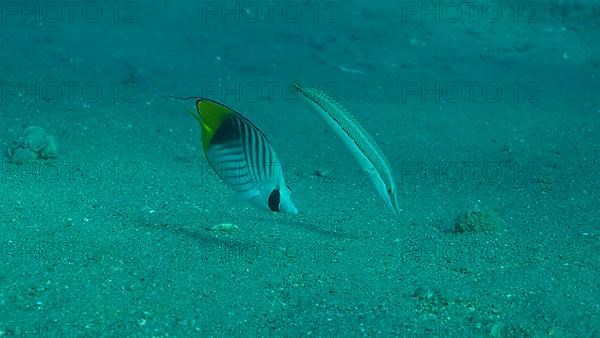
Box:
[39,136,58,158]
[208,223,239,233]
[7,126,58,163]
[22,126,50,152]
[453,210,501,233]
[10,148,37,164]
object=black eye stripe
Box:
[268,189,280,212]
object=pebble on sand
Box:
[208,223,239,233]
[7,126,58,164]
[453,210,502,233]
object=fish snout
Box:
[278,187,298,214]
[280,200,298,214]
[279,199,298,214]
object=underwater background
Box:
[1,0,599,336]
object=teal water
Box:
[1,0,599,336]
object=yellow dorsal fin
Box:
[189,99,233,151]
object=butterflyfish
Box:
[189,98,298,214]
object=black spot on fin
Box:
[268,189,280,212]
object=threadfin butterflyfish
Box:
[293,83,399,214]
[189,98,298,214]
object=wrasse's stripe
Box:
[294,85,393,185]
[208,114,276,193]
[294,83,399,214]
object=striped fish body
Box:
[190,99,297,214]
[294,83,399,214]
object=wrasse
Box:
[189,98,298,214]
[293,83,399,214]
